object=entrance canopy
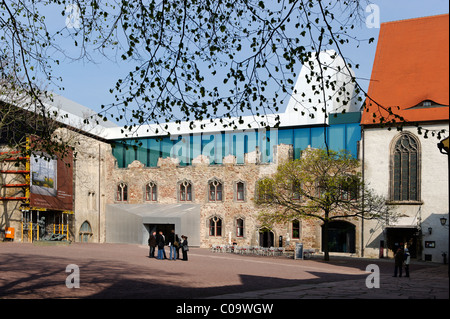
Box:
[106,203,200,246]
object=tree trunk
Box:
[323,219,330,261]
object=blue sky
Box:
[47,1,449,124]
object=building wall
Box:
[2,126,365,256]
[362,124,449,262]
[53,128,113,243]
[106,144,311,249]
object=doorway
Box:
[146,223,175,239]
[322,221,356,253]
[259,227,274,247]
[385,227,418,258]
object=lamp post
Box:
[437,137,449,276]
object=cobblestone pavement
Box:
[208,261,449,299]
[0,242,448,299]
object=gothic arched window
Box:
[178,180,193,202]
[116,182,128,202]
[145,181,158,201]
[391,133,421,202]
[209,216,222,237]
[208,178,223,202]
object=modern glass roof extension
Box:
[110,112,361,168]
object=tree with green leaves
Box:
[254,147,397,260]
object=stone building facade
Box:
[104,143,329,250]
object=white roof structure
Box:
[41,93,118,137]
[1,89,117,138]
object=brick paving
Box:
[0,242,448,299]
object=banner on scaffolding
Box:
[29,140,74,211]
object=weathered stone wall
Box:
[106,144,294,248]
[55,128,114,243]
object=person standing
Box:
[148,231,157,258]
[156,231,165,260]
[181,235,189,261]
[161,231,168,259]
[404,247,411,277]
[168,229,179,260]
[176,235,182,259]
[393,247,404,277]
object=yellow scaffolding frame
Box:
[19,137,74,243]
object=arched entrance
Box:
[258,227,274,247]
[79,221,93,243]
[322,221,356,253]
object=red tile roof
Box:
[361,14,449,125]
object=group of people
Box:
[148,229,189,261]
[393,246,411,277]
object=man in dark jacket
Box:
[156,231,165,260]
[148,231,157,258]
[393,247,404,277]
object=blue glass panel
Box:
[161,137,173,159]
[311,127,326,149]
[172,135,189,166]
[112,142,125,168]
[345,123,361,157]
[123,140,137,167]
[201,134,215,164]
[148,138,160,167]
[293,128,310,159]
[215,133,225,164]
[328,124,345,153]
[278,128,293,146]
[191,134,202,164]
[136,139,148,166]
[235,133,245,164]
[227,130,258,164]
[260,128,278,163]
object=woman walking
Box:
[181,235,189,261]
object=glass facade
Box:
[111,113,361,168]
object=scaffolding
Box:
[20,208,72,242]
[1,139,73,243]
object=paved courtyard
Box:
[0,242,448,300]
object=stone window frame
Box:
[177,179,194,202]
[292,219,301,239]
[234,180,247,202]
[208,215,223,237]
[207,177,224,202]
[144,180,158,202]
[388,132,422,204]
[234,216,246,238]
[116,182,128,202]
